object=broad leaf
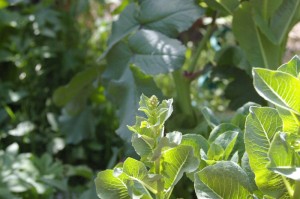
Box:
[105,4,139,55]
[214,131,238,160]
[182,134,209,159]
[208,123,240,142]
[129,29,186,75]
[245,107,286,198]
[95,158,160,199]
[232,2,280,69]
[269,0,300,44]
[95,170,130,199]
[251,0,283,20]
[253,68,300,115]
[138,0,204,38]
[268,132,300,181]
[160,145,199,193]
[194,161,253,199]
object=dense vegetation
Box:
[0,0,299,199]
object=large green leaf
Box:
[194,161,253,199]
[251,0,283,20]
[245,107,286,198]
[253,68,300,115]
[232,2,280,69]
[138,0,203,38]
[269,0,300,44]
[128,29,186,75]
[160,145,199,194]
[102,0,203,57]
[268,132,300,181]
[105,4,139,56]
[201,107,220,129]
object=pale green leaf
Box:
[181,134,209,159]
[214,131,238,160]
[160,145,199,192]
[268,132,300,180]
[241,153,258,192]
[253,68,300,115]
[277,107,300,133]
[208,123,240,142]
[95,170,130,199]
[194,161,253,199]
[207,143,224,161]
[245,107,286,198]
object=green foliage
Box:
[101,0,204,140]
[244,55,300,198]
[95,95,199,199]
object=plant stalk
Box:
[172,70,195,125]
[188,13,217,73]
[155,158,163,199]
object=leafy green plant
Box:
[95,56,300,198]
[95,95,201,198]
[244,55,300,198]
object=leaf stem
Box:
[172,70,195,125]
[155,158,164,199]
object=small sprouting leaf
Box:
[268,132,300,181]
[194,161,253,199]
[207,143,224,161]
[214,131,239,160]
[278,55,300,79]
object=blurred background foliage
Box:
[0,0,300,198]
